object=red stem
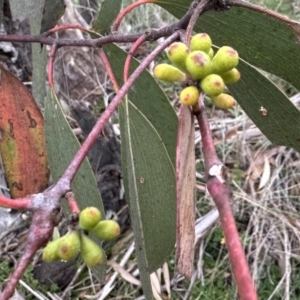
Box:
[47,44,58,89]
[111,0,156,32]
[98,49,120,92]
[0,194,30,209]
[46,24,91,35]
[194,103,258,300]
[65,192,80,213]
[123,35,147,82]
[1,194,56,299]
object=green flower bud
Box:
[57,230,81,261]
[179,86,200,106]
[200,74,225,97]
[153,64,187,83]
[190,33,212,53]
[80,234,105,267]
[211,46,239,74]
[166,42,189,72]
[79,206,101,230]
[42,239,60,263]
[185,51,212,80]
[220,68,241,84]
[91,220,121,241]
[211,93,236,109]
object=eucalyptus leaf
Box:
[228,60,300,152]
[40,0,65,33]
[30,15,47,106]
[93,0,122,34]
[103,43,177,297]
[0,0,3,24]
[44,89,105,214]
[44,89,106,279]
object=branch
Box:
[1,191,62,299]
[47,44,58,89]
[111,0,156,32]
[0,194,30,209]
[98,49,120,92]
[0,1,228,48]
[123,35,147,82]
[185,0,223,45]
[194,99,258,300]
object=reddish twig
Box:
[47,44,58,89]
[0,194,30,209]
[111,0,156,32]
[123,35,147,82]
[185,0,211,46]
[98,49,120,92]
[0,32,142,47]
[65,191,80,213]
[45,24,91,35]
[1,190,62,299]
[193,98,258,300]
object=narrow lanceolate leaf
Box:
[30,12,47,106]
[0,64,49,198]
[0,0,3,25]
[44,89,106,279]
[228,60,300,154]
[44,89,105,214]
[40,0,65,33]
[176,105,195,279]
[93,0,122,34]
[119,98,176,298]
[104,43,177,297]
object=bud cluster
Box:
[42,206,121,268]
[153,33,240,109]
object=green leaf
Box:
[228,60,300,152]
[44,89,106,278]
[30,14,47,106]
[93,0,122,34]
[0,0,3,24]
[158,3,300,90]
[40,0,65,33]
[9,0,42,21]
[44,89,105,213]
[103,43,177,296]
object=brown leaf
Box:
[245,148,277,182]
[0,64,49,198]
[175,105,195,279]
